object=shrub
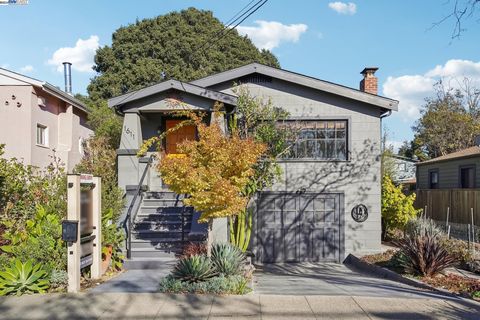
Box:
[381,175,420,237]
[405,217,444,238]
[159,274,250,294]
[0,259,50,296]
[172,255,217,283]
[211,243,245,276]
[1,205,65,272]
[0,254,10,271]
[50,269,68,289]
[395,234,457,277]
[0,145,66,229]
[439,237,473,266]
[182,242,207,258]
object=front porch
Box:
[111,80,237,265]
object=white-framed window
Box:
[36,124,48,147]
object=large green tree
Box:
[412,83,480,159]
[88,7,280,100]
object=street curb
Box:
[344,254,480,307]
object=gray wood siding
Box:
[211,78,384,258]
[417,156,480,189]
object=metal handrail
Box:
[123,154,155,259]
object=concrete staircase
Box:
[124,191,207,269]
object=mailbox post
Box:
[65,174,102,293]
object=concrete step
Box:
[133,221,190,232]
[138,206,194,215]
[124,257,177,270]
[136,213,193,223]
[144,192,187,200]
[129,248,181,259]
[132,230,186,239]
[140,199,185,208]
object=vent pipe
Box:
[63,62,72,94]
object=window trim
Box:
[458,164,476,189]
[428,168,439,189]
[279,117,351,162]
[36,123,49,148]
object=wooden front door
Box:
[165,120,196,154]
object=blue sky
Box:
[1,0,479,147]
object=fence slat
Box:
[415,189,480,225]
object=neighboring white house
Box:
[0,67,92,172]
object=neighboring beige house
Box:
[0,67,92,172]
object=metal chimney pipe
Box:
[62,62,72,94]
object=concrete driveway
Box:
[254,262,463,299]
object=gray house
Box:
[417,145,480,190]
[109,63,398,264]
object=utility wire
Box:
[191,0,264,56]
[195,0,269,57]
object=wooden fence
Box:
[415,189,480,225]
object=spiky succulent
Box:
[172,255,217,283]
[0,259,50,296]
[211,243,246,276]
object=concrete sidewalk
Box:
[0,292,479,319]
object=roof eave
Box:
[192,63,399,111]
[43,83,88,113]
[108,80,238,110]
[416,153,480,166]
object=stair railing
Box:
[123,154,155,259]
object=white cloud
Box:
[383,59,480,120]
[328,2,357,15]
[237,20,308,50]
[47,35,100,73]
[20,65,34,73]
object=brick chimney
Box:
[360,67,379,95]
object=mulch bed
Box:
[422,274,480,299]
[362,250,480,300]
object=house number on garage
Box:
[351,204,368,223]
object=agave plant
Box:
[395,234,457,277]
[0,259,50,296]
[172,255,217,283]
[211,243,246,276]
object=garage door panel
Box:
[256,192,343,263]
[283,226,299,262]
[311,228,324,262]
[323,228,339,261]
[257,228,282,263]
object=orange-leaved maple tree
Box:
[158,115,266,223]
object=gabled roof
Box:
[108,79,238,109]
[417,146,480,166]
[191,63,398,111]
[0,67,88,113]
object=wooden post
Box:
[91,177,102,279]
[446,207,450,233]
[471,208,476,257]
[67,175,81,293]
